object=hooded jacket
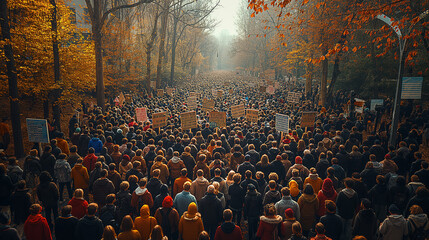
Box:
[317,179,338,217]
[298,194,319,231]
[150,161,170,184]
[193,161,211,180]
[92,178,115,206]
[71,164,89,189]
[304,174,323,193]
[88,137,103,154]
[154,196,180,239]
[37,181,59,207]
[153,184,169,211]
[168,157,186,180]
[179,202,204,240]
[352,209,378,240]
[190,176,210,202]
[336,188,359,219]
[134,205,157,240]
[131,187,154,212]
[75,215,104,240]
[407,213,429,236]
[181,152,196,177]
[173,176,192,197]
[256,215,284,240]
[263,189,282,206]
[275,196,300,221]
[10,188,31,224]
[54,159,72,183]
[54,215,78,240]
[24,214,52,240]
[379,214,408,240]
[0,225,21,240]
[214,221,243,240]
[68,197,88,219]
[199,192,223,227]
[83,153,98,172]
[244,188,263,219]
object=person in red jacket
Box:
[83,148,98,172]
[214,209,243,240]
[256,203,285,240]
[68,188,88,219]
[131,177,154,214]
[24,204,52,240]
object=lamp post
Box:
[376,10,428,146]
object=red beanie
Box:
[295,156,302,164]
[385,154,391,160]
[162,196,173,208]
[285,208,294,218]
[122,154,130,162]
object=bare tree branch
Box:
[100,0,155,28]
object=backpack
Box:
[100,206,118,230]
[409,219,428,240]
[160,207,172,236]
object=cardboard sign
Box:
[246,109,259,122]
[209,111,226,128]
[26,118,50,143]
[354,98,365,114]
[150,81,156,89]
[152,112,167,129]
[370,99,384,111]
[135,108,148,123]
[300,112,317,128]
[166,87,175,96]
[181,111,197,130]
[118,92,125,106]
[287,92,301,103]
[202,98,215,113]
[157,89,164,97]
[266,85,275,94]
[187,96,197,110]
[275,113,289,133]
[231,104,245,118]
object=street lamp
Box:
[376,10,428,146]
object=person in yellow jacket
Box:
[179,202,204,240]
[150,156,170,184]
[304,168,324,194]
[71,159,89,191]
[134,204,157,240]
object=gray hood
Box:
[408,214,428,228]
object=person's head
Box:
[183,181,191,191]
[303,184,314,195]
[120,181,129,191]
[120,215,134,232]
[256,171,264,180]
[100,169,108,178]
[196,169,204,178]
[269,180,277,190]
[264,203,276,217]
[281,187,290,197]
[292,222,303,236]
[422,161,429,169]
[61,205,72,217]
[245,170,252,179]
[361,198,371,209]
[233,173,241,184]
[325,200,336,213]
[315,222,325,235]
[138,178,147,188]
[30,204,42,215]
[389,204,401,215]
[102,225,117,240]
[410,175,420,182]
[409,205,423,215]
[150,225,165,240]
[152,169,161,178]
[0,212,10,225]
[344,178,354,189]
[106,194,116,205]
[198,231,210,240]
[87,203,98,216]
[207,185,215,194]
[376,175,385,184]
[88,147,95,154]
[223,209,233,222]
[180,168,188,177]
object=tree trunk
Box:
[0,0,24,157]
[146,9,159,93]
[305,55,313,98]
[170,17,178,86]
[44,100,50,119]
[156,0,169,88]
[320,49,328,107]
[327,54,340,106]
[51,0,61,132]
[92,0,105,110]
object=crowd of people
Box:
[0,71,429,240]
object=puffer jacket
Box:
[54,159,72,183]
[256,215,284,240]
[179,202,204,240]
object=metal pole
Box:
[388,40,405,146]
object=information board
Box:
[246,109,259,123]
[135,108,148,123]
[401,77,423,99]
[26,118,50,143]
[209,111,226,128]
[231,104,245,118]
[300,112,317,128]
[275,113,289,133]
[370,99,384,111]
[152,112,167,129]
[181,111,197,130]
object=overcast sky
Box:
[212,0,242,37]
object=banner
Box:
[401,77,423,99]
[246,109,259,122]
[202,98,215,113]
[118,92,125,106]
[300,112,317,128]
[26,118,50,143]
[187,96,197,110]
[181,111,197,130]
[124,94,132,103]
[266,85,275,94]
[231,104,245,118]
[157,89,164,97]
[370,99,384,111]
[209,111,226,128]
[152,112,167,129]
[275,113,289,133]
[135,108,148,123]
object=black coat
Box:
[352,209,378,240]
[37,182,59,207]
[0,226,20,240]
[199,193,223,227]
[55,216,79,240]
[228,183,245,210]
[320,213,343,240]
[75,215,104,240]
[243,190,263,219]
[10,189,31,224]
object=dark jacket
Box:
[40,153,56,178]
[263,190,281,206]
[92,178,115,206]
[214,221,243,240]
[37,182,59,207]
[336,188,359,219]
[55,215,78,240]
[10,189,31,224]
[115,190,133,220]
[147,177,162,200]
[0,174,13,206]
[0,225,20,240]
[352,209,377,240]
[199,192,223,227]
[75,215,104,240]
[228,183,245,210]
[320,212,343,240]
[244,190,263,219]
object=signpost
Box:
[246,109,259,122]
[300,112,317,128]
[135,108,148,123]
[152,112,167,129]
[231,104,245,118]
[275,113,289,133]
[209,111,226,128]
[26,118,50,143]
[181,111,197,130]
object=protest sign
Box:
[157,89,164,97]
[209,111,226,128]
[187,96,197,110]
[275,113,289,133]
[152,112,167,129]
[266,85,275,94]
[124,94,132,103]
[135,108,148,123]
[246,109,259,122]
[181,111,197,130]
[26,118,50,143]
[231,104,245,118]
[118,92,125,106]
[202,98,215,113]
[300,112,317,128]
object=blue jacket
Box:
[173,191,197,216]
[88,138,103,154]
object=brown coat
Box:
[168,157,186,181]
[151,161,170,184]
[298,194,319,231]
